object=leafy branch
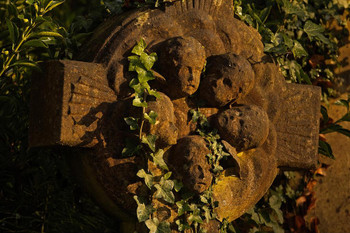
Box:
[1,0,65,78]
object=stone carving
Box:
[29,0,321,232]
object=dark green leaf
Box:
[124,117,139,130]
[10,60,40,71]
[318,140,335,159]
[22,39,48,48]
[321,106,329,124]
[334,99,349,111]
[174,180,183,192]
[122,138,142,157]
[6,19,18,44]
[176,200,191,216]
[304,21,330,44]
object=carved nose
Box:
[193,165,204,179]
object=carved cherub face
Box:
[167,135,212,194]
[158,36,206,99]
[214,105,269,152]
[199,53,255,107]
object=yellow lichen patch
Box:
[212,174,242,222]
[135,12,150,27]
[237,149,256,157]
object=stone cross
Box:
[29,0,320,231]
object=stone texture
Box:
[29,60,115,148]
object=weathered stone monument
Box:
[29,0,321,232]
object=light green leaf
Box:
[45,0,65,12]
[137,169,154,189]
[133,95,147,108]
[151,149,168,170]
[140,52,157,70]
[155,178,175,204]
[292,40,308,58]
[132,38,147,55]
[29,31,63,39]
[134,196,153,222]
[145,218,171,233]
[141,134,157,152]
[144,110,158,125]
[139,70,155,83]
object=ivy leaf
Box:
[292,40,308,58]
[151,149,168,170]
[134,196,153,222]
[174,180,183,192]
[133,95,147,108]
[139,70,155,83]
[137,169,154,189]
[145,218,171,233]
[163,172,172,180]
[144,110,158,125]
[202,206,211,223]
[141,134,157,152]
[124,117,139,130]
[176,219,191,231]
[304,21,330,45]
[122,138,142,157]
[132,38,147,55]
[176,200,191,216]
[281,33,294,48]
[128,55,142,72]
[154,178,175,204]
[149,89,160,98]
[282,0,307,20]
[140,52,157,70]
